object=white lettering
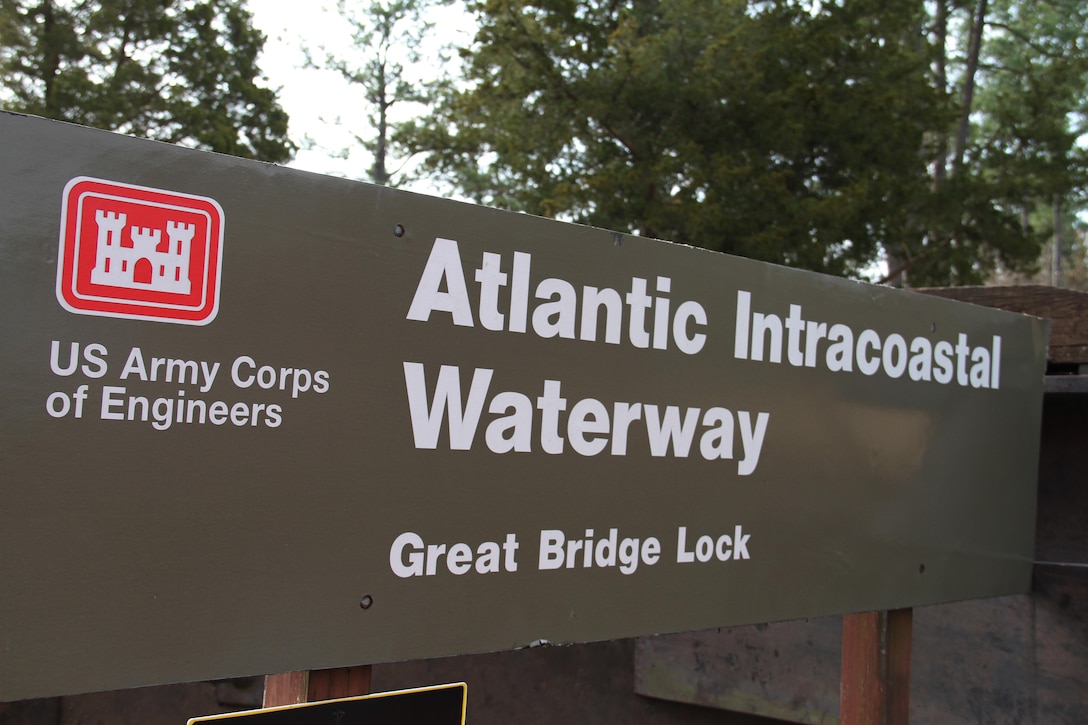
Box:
[403,362,492,450]
[407,237,474,326]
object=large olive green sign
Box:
[0,112,1048,701]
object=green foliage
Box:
[0,0,293,162]
[399,0,943,280]
[399,0,1088,285]
[905,0,1088,286]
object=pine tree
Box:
[898,0,1088,285]
[309,0,451,184]
[0,0,294,162]
[398,0,1088,285]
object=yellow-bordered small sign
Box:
[187,683,466,724]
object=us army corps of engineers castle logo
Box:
[57,177,224,325]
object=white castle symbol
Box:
[90,209,194,294]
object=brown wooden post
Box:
[306,666,372,702]
[840,608,912,724]
[262,671,308,708]
[263,666,372,708]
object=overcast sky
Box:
[248,1,474,192]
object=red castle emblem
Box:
[57,177,224,325]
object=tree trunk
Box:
[40,0,61,115]
[1053,194,1063,287]
[371,59,391,185]
[952,0,988,176]
[933,0,948,188]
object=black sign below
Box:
[187,683,467,724]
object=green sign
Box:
[0,112,1048,701]
[187,684,467,724]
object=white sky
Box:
[248,1,474,193]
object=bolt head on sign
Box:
[56,177,224,325]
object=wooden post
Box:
[263,666,372,708]
[840,609,912,724]
[262,671,308,708]
[306,666,372,702]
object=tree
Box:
[974,0,1088,284]
[0,0,293,162]
[308,0,451,184]
[896,0,1088,285]
[399,0,951,280]
[400,0,1088,286]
